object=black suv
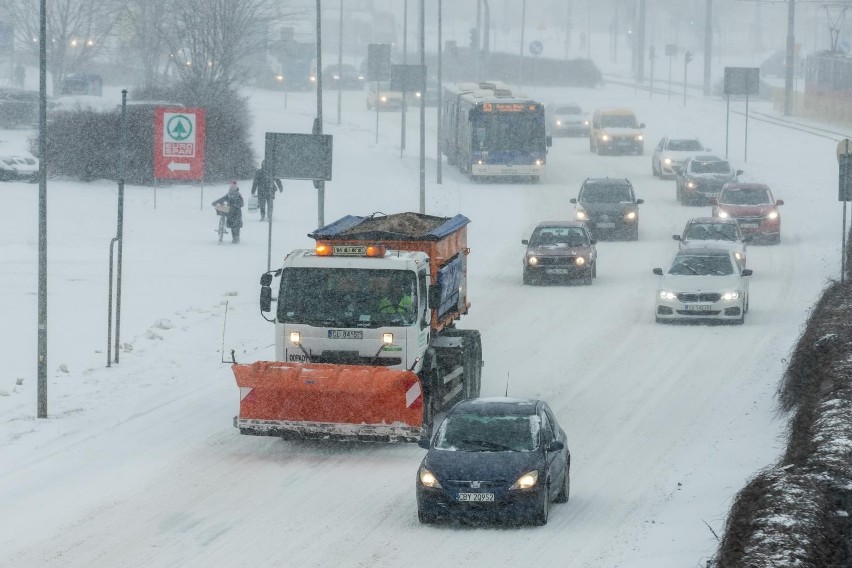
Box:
[570,178,643,240]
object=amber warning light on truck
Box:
[315,243,386,257]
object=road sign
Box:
[390,64,426,92]
[154,108,205,180]
[367,44,391,82]
[664,44,677,57]
[264,132,333,182]
[724,67,760,96]
[529,40,543,56]
[838,139,852,201]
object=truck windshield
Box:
[279,268,418,328]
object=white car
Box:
[651,136,709,178]
[672,217,750,268]
[653,248,752,325]
[0,154,38,182]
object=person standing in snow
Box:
[212,181,244,243]
[250,160,283,221]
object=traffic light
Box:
[685,50,693,64]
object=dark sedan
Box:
[675,155,741,205]
[416,397,571,526]
[322,64,365,90]
[571,177,643,240]
[522,221,597,285]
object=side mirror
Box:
[742,269,753,277]
[736,169,744,176]
[546,135,553,148]
[636,198,644,205]
[260,273,273,286]
[672,166,682,174]
[709,197,718,205]
[521,239,529,245]
[672,234,682,241]
[569,198,577,204]
[639,122,646,129]
[260,285,272,313]
[428,286,442,309]
[653,268,663,275]
[743,235,753,243]
[417,438,430,449]
[705,147,712,152]
[590,239,597,245]
[776,199,784,206]
[546,440,564,452]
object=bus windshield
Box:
[472,113,545,153]
[278,267,418,328]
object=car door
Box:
[539,406,565,500]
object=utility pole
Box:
[315,0,324,228]
[437,0,443,184]
[37,0,47,418]
[419,0,425,214]
[636,0,646,83]
[337,0,343,125]
[703,0,712,96]
[401,0,408,156]
[784,0,795,116]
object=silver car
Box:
[672,217,750,268]
[651,136,708,178]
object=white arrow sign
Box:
[168,162,190,171]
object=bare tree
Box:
[119,0,170,91]
[0,0,123,93]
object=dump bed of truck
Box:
[309,212,471,331]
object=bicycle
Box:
[214,203,230,244]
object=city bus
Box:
[441,82,551,182]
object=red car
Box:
[711,183,784,244]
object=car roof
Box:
[450,397,541,417]
[687,216,738,225]
[675,248,733,257]
[595,107,635,114]
[534,220,587,229]
[583,177,632,186]
[690,154,726,162]
[721,182,770,191]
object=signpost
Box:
[837,139,852,283]
[665,44,677,101]
[723,67,759,162]
[367,43,391,143]
[154,108,205,208]
[391,64,426,158]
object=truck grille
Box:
[535,256,576,266]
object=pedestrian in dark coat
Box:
[212,181,244,243]
[250,160,283,221]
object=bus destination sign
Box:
[481,103,539,113]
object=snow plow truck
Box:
[232,212,483,442]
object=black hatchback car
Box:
[322,64,365,90]
[416,397,570,526]
[570,177,644,240]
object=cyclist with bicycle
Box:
[212,180,245,243]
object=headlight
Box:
[686,181,696,189]
[575,257,586,266]
[382,333,393,345]
[535,159,542,166]
[635,135,643,141]
[600,134,610,141]
[663,157,672,165]
[333,74,340,80]
[767,210,779,220]
[576,210,588,220]
[380,95,387,102]
[289,331,301,344]
[477,159,484,165]
[419,467,442,488]
[509,470,539,490]
[717,210,729,218]
[658,290,677,300]
[415,91,422,97]
[357,75,364,80]
[734,252,743,261]
[721,291,741,301]
[556,120,562,126]
[583,120,590,126]
[527,256,538,266]
[624,211,637,220]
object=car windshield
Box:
[581,184,633,203]
[434,413,540,452]
[278,267,417,327]
[686,223,739,241]
[600,114,637,128]
[689,160,731,174]
[529,226,589,246]
[721,188,772,205]
[667,139,703,151]
[668,255,735,276]
[555,106,580,115]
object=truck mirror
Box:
[260,273,273,286]
[260,285,272,312]
[546,135,553,148]
[428,286,442,309]
[652,268,663,275]
[672,234,681,241]
[521,239,529,245]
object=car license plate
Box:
[458,493,495,502]
[684,304,712,311]
[500,168,514,174]
[740,223,759,228]
[328,330,363,339]
[545,268,570,274]
[596,222,616,228]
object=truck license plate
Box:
[458,493,495,502]
[545,268,570,274]
[740,223,759,228]
[684,305,711,311]
[596,222,616,228]
[328,330,363,339]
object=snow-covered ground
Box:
[1,72,847,567]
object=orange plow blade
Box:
[232,361,424,442]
